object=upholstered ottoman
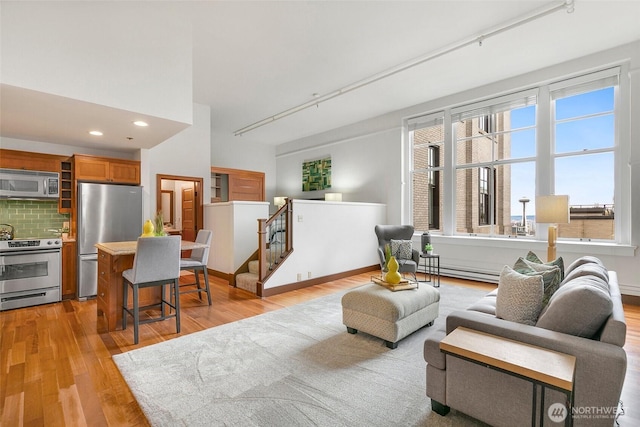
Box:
[341,283,440,349]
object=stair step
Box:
[236,272,258,294]
[248,260,259,274]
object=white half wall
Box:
[203,201,270,273]
[263,200,386,290]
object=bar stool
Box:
[122,236,181,344]
[178,229,213,305]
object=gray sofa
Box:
[424,255,627,427]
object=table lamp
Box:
[535,195,570,262]
[274,196,286,209]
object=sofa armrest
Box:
[377,247,385,269]
[411,248,420,264]
[445,310,627,410]
[600,271,626,346]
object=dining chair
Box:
[178,229,213,305]
[122,236,181,344]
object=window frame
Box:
[406,65,630,246]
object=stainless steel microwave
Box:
[0,168,60,199]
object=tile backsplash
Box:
[0,199,70,238]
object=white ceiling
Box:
[2,1,640,152]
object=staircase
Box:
[234,200,292,296]
[236,260,259,293]
[235,246,284,294]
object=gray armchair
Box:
[374,225,419,280]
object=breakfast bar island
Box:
[95,240,207,333]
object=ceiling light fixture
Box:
[234,0,575,137]
[89,130,103,136]
[133,120,148,127]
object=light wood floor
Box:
[1,272,638,426]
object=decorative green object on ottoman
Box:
[341,282,440,349]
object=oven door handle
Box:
[0,248,62,257]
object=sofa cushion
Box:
[467,292,497,315]
[525,251,565,280]
[536,275,613,338]
[496,266,544,326]
[390,239,413,260]
[562,262,609,286]
[513,258,562,308]
[564,255,604,276]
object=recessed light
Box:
[89,130,103,136]
[133,121,148,127]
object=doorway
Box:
[156,174,204,241]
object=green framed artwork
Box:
[302,157,331,191]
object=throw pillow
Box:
[390,239,413,260]
[536,275,613,339]
[525,251,565,280]
[496,265,544,326]
[512,257,561,308]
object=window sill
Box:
[424,234,636,257]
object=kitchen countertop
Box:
[95,240,207,256]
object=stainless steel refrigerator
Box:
[77,182,143,299]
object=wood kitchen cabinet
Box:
[0,148,67,172]
[62,240,77,300]
[74,154,140,184]
[96,249,138,333]
[210,167,265,203]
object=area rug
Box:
[113,283,489,426]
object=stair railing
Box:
[257,198,293,292]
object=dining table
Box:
[94,240,208,333]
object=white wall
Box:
[276,127,403,224]
[203,201,270,273]
[275,42,640,295]
[210,128,277,208]
[1,2,193,124]
[145,103,211,221]
[264,200,386,290]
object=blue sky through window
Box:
[509,87,614,216]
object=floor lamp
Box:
[535,195,570,262]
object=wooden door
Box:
[181,186,196,241]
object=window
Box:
[408,67,623,243]
[478,115,492,133]
[409,113,444,232]
[478,167,491,226]
[551,69,618,241]
[452,90,537,237]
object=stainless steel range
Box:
[0,238,62,311]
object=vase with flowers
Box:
[154,211,167,236]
